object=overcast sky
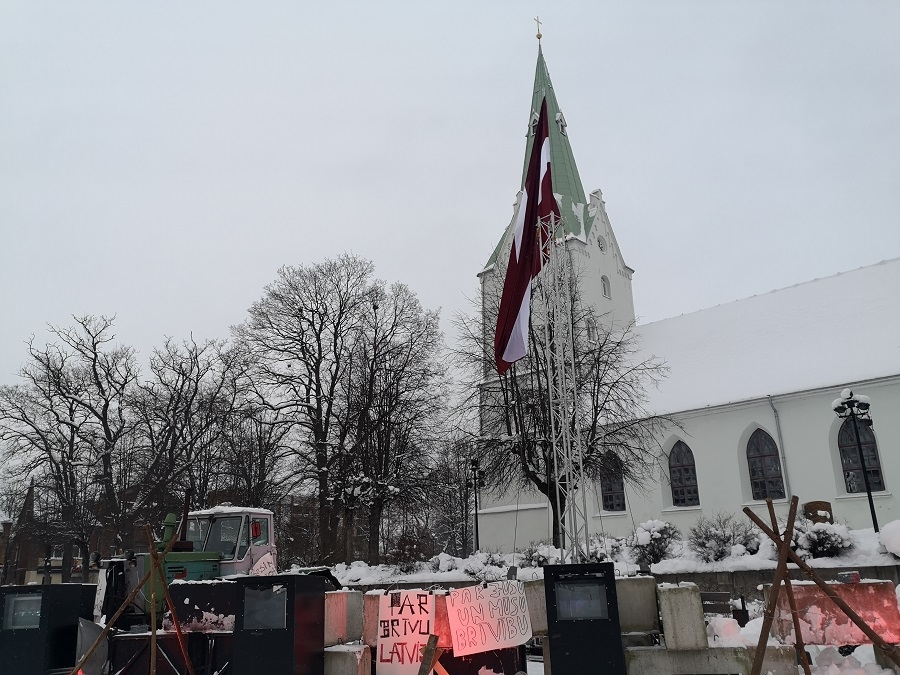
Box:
[1,1,898,384]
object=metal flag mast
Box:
[535,207,591,562]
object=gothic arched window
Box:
[669,441,699,507]
[600,454,626,512]
[838,417,885,493]
[601,275,611,299]
[747,429,785,500]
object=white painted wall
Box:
[477,376,900,550]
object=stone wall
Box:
[653,564,900,602]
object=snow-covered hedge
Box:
[590,533,626,562]
[793,519,854,559]
[630,519,680,565]
[462,551,508,582]
[517,542,560,568]
[688,512,760,563]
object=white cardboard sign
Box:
[447,580,532,656]
[377,591,435,675]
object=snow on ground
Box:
[880,520,900,558]
[652,526,896,574]
[327,523,898,587]
[806,646,893,675]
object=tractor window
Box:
[251,518,269,546]
[237,517,251,560]
[207,517,243,560]
[186,518,209,548]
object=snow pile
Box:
[809,646,892,675]
[162,611,235,632]
[878,519,900,557]
[707,617,750,647]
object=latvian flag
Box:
[494,97,559,375]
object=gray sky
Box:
[2,1,899,384]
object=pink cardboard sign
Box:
[377,591,435,675]
[447,580,532,656]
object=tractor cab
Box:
[184,505,277,576]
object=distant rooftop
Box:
[636,258,900,414]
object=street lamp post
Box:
[470,458,480,552]
[832,388,879,533]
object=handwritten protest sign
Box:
[377,591,435,675]
[447,580,532,656]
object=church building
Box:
[477,47,900,551]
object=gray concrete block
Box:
[362,593,380,648]
[325,644,371,675]
[524,579,547,636]
[325,590,364,646]
[657,583,707,650]
[616,576,659,633]
[624,645,796,675]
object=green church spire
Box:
[521,46,587,216]
[484,45,592,270]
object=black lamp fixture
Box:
[831,388,879,532]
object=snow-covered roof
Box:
[189,505,274,517]
[636,258,900,414]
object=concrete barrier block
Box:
[657,583,707,650]
[616,576,659,633]
[524,579,547,636]
[326,590,364,646]
[769,580,900,645]
[625,645,795,675]
[362,593,380,648]
[325,644,371,675]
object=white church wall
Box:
[476,376,900,552]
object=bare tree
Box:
[335,281,446,563]
[455,276,672,548]
[0,315,136,568]
[235,255,376,563]
[426,438,474,557]
[127,337,244,525]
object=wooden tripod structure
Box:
[743,495,900,675]
[68,527,197,675]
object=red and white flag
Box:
[494,97,558,375]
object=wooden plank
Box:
[745,496,800,675]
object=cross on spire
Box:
[534,16,542,42]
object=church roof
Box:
[637,258,900,414]
[484,46,590,270]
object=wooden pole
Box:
[150,577,157,675]
[67,529,182,675]
[765,501,811,675]
[417,634,442,675]
[745,507,900,667]
[145,525,197,675]
[748,496,799,675]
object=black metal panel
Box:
[233,574,327,675]
[0,583,97,675]
[166,578,238,632]
[543,562,626,675]
[437,647,527,675]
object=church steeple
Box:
[481,40,635,325]
[521,46,588,227]
[484,45,594,270]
